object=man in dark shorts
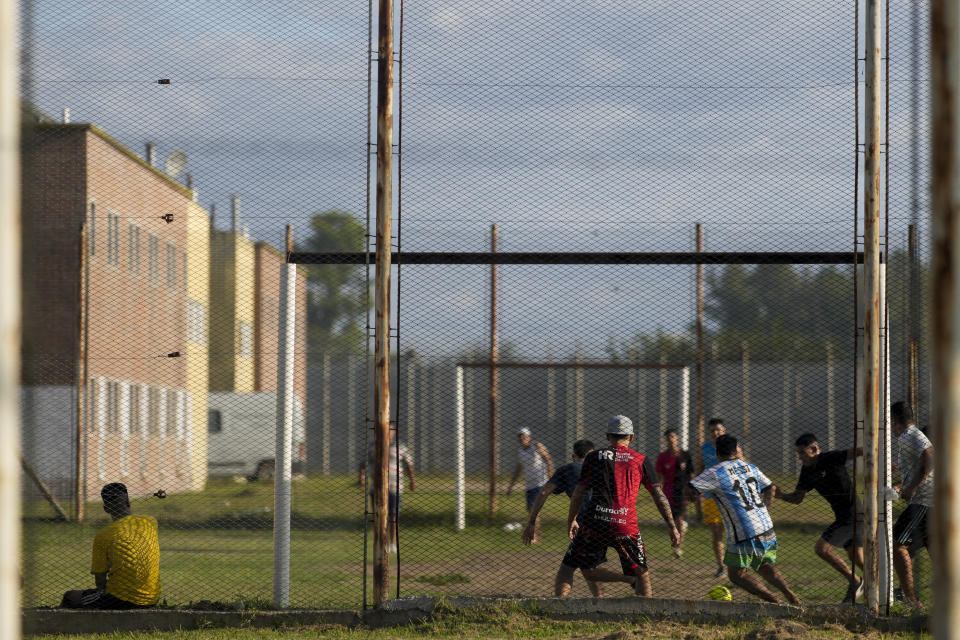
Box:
[565,415,680,596]
[775,433,864,603]
[890,401,934,610]
[655,428,693,558]
[60,483,160,610]
[522,439,601,596]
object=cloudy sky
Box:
[23,0,929,358]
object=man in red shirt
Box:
[566,415,681,596]
[656,428,694,558]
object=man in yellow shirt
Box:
[60,483,160,609]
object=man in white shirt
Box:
[890,401,933,610]
[507,427,554,543]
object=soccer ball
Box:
[707,585,732,601]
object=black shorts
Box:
[821,516,862,549]
[62,589,154,610]
[562,526,647,576]
[893,503,930,549]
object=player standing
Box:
[699,418,728,577]
[890,401,934,610]
[564,415,680,596]
[507,427,554,543]
[690,434,801,605]
[656,428,693,557]
[775,433,864,603]
[522,439,601,597]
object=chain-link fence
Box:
[19,0,930,611]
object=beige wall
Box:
[185,199,209,491]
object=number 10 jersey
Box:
[691,459,774,544]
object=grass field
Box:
[21,473,930,610]
[24,605,931,639]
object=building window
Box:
[147,387,161,435]
[208,409,222,434]
[130,384,142,436]
[86,378,97,432]
[106,380,120,434]
[87,202,96,256]
[165,391,178,437]
[239,321,253,359]
[166,242,177,289]
[128,225,141,274]
[187,299,207,344]
[148,234,159,282]
[106,212,120,266]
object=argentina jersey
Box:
[691,459,774,544]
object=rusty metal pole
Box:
[930,1,960,634]
[741,340,750,459]
[908,224,919,412]
[695,224,705,455]
[373,0,395,607]
[489,224,499,517]
[862,0,883,613]
[75,223,87,522]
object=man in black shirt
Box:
[522,439,600,597]
[776,433,864,604]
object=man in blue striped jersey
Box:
[690,434,801,605]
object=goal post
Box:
[454,361,690,531]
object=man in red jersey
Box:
[565,415,681,596]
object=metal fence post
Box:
[273,226,296,608]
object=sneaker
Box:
[893,586,905,602]
[842,577,863,604]
[673,547,683,558]
[714,566,725,578]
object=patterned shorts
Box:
[562,526,647,576]
[724,531,778,570]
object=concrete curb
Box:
[22,596,928,636]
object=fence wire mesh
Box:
[19,0,930,611]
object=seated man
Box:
[61,483,160,609]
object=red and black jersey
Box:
[578,445,660,536]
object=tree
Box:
[300,210,368,356]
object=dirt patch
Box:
[398,550,767,603]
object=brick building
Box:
[207,203,308,476]
[20,121,209,501]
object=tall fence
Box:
[18,0,931,612]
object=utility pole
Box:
[861,0,883,614]
[373,0,395,607]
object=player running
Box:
[699,418,728,577]
[656,428,693,557]
[775,433,864,603]
[690,434,801,605]
[565,415,680,597]
[890,401,934,610]
[507,427,554,543]
[522,439,601,597]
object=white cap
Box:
[607,415,634,435]
[517,427,532,436]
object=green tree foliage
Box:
[300,210,368,356]
[606,251,923,363]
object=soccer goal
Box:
[453,361,690,531]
